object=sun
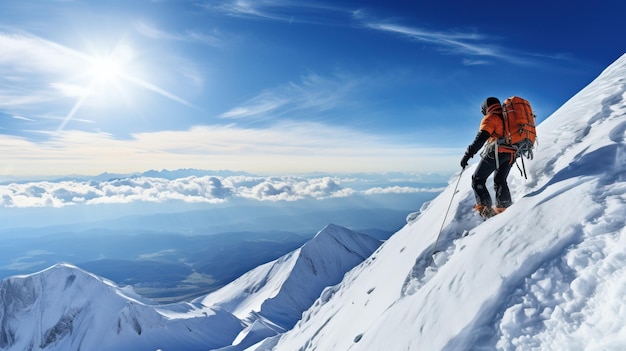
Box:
[89,57,124,83]
[56,39,193,132]
[87,43,133,85]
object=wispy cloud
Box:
[0,174,445,208]
[205,2,536,66]
[12,115,35,122]
[462,58,490,66]
[356,15,534,66]
[0,32,82,74]
[220,72,360,119]
[0,91,51,108]
[216,0,277,20]
[0,32,83,112]
[205,0,351,25]
[220,92,288,119]
[0,123,460,177]
[135,20,223,47]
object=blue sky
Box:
[0,0,623,177]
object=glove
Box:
[460,153,471,169]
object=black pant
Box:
[472,153,514,208]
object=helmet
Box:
[481,97,501,115]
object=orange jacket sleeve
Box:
[478,114,504,140]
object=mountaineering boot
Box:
[494,207,507,214]
[474,204,496,219]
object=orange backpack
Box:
[501,96,537,160]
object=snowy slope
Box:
[247,54,626,351]
[196,224,382,350]
[0,263,243,351]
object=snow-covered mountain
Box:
[245,54,626,350]
[0,224,381,351]
[196,223,382,350]
[0,263,243,351]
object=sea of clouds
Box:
[0,175,445,208]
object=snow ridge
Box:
[197,224,382,350]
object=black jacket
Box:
[464,130,490,158]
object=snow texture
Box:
[2,53,626,351]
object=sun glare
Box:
[87,43,133,84]
[57,39,192,132]
[89,57,123,83]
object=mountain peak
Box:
[193,223,382,349]
[32,262,105,281]
[314,223,361,239]
[0,262,242,351]
[303,223,381,259]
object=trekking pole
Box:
[430,168,464,263]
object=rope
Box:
[430,168,464,263]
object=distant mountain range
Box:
[1,168,255,184]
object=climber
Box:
[460,97,515,219]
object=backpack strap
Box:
[499,108,512,145]
[494,138,499,169]
[514,139,535,160]
[497,144,517,164]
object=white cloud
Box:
[356,16,536,66]
[220,72,361,119]
[0,173,448,208]
[12,115,35,122]
[365,22,498,58]
[0,122,460,178]
[233,176,355,201]
[0,32,83,74]
[362,186,445,195]
[0,32,89,111]
[211,0,291,21]
[135,21,173,40]
[1,176,296,208]
[0,92,50,108]
[220,92,288,119]
[135,20,223,47]
[208,0,352,26]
